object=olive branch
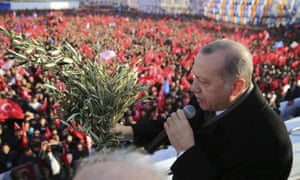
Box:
[0,26,149,149]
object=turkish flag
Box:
[67,126,85,140]
[55,118,61,127]
[39,99,47,112]
[157,88,165,113]
[14,122,20,131]
[133,109,140,122]
[62,142,72,165]
[0,99,24,121]
[43,127,52,141]
[0,113,8,123]
[21,87,32,101]
[21,122,28,148]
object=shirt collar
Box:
[215,83,254,116]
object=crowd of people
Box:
[0,4,299,179]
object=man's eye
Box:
[193,75,209,85]
[198,80,209,86]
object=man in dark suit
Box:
[111,39,293,180]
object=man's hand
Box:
[110,123,134,141]
[164,109,195,153]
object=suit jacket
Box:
[132,84,293,180]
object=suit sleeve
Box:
[132,117,164,146]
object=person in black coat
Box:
[111,39,293,180]
[39,141,63,180]
[0,143,17,173]
[17,147,37,165]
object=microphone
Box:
[145,105,196,154]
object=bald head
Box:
[74,149,167,180]
[75,160,162,180]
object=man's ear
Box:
[231,78,246,96]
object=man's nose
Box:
[191,82,200,93]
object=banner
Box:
[0,3,10,10]
[125,0,300,26]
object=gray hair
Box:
[74,147,168,180]
[200,39,253,89]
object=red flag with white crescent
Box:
[0,99,24,120]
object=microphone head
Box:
[183,105,196,119]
